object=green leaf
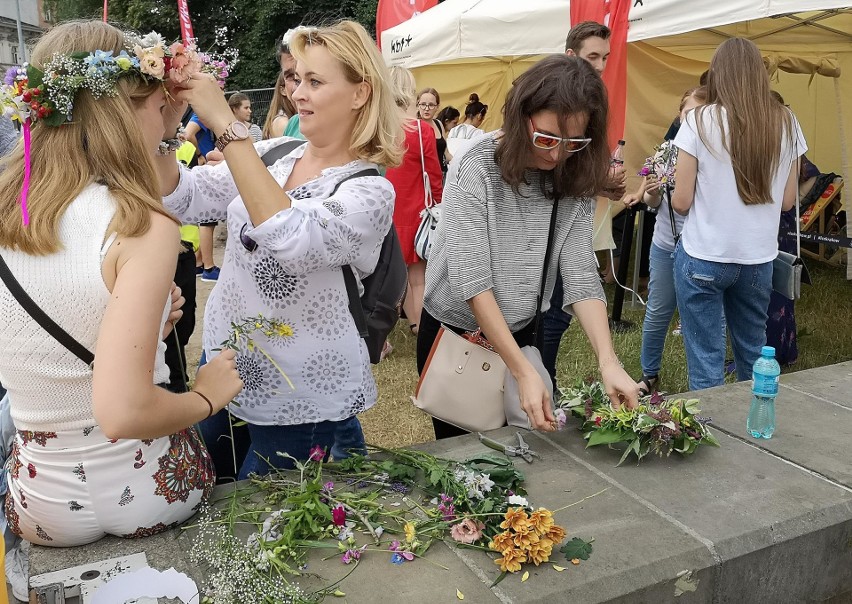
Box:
[490,571,509,587]
[616,438,641,467]
[703,431,721,447]
[428,467,443,486]
[559,537,594,562]
[586,428,631,447]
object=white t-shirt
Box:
[674,106,807,264]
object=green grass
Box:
[362,261,852,449]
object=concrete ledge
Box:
[29,362,852,603]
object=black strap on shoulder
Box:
[665,186,681,244]
[334,169,381,340]
[0,252,95,367]
[532,197,561,341]
[260,139,308,167]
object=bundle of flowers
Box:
[187,446,600,602]
[637,140,678,186]
[558,381,720,465]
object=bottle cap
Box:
[761,346,776,357]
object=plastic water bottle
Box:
[747,346,781,439]
[611,139,625,167]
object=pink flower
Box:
[332,505,346,527]
[134,44,165,79]
[308,445,325,462]
[168,42,202,84]
[449,518,486,544]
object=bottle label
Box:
[752,373,779,396]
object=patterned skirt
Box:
[4,424,214,547]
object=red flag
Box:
[376,0,438,49]
[177,0,195,44]
[570,0,630,148]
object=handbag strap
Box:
[0,251,95,367]
[666,185,680,244]
[416,120,435,210]
[532,197,561,341]
[792,122,802,259]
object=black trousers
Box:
[416,307,537,440]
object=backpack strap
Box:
[260,139,308,167]
[333,169,381,341]
[0,252,95,368]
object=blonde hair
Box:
[290,21,403,167]
[388,66,416,110]
[0,20,175,255]
[697,38,793,205]
[262,71,296,140]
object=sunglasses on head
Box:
[240,223,258,252]
[529,118,592,152]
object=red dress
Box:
[386,119,443,265]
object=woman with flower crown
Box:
[0,21,243,547]
[156,21,403,479]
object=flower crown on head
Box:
[0,31,230,127]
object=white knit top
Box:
[0,183,170,431]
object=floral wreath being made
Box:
[0,31,231,226]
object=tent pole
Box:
[833,77,851,281]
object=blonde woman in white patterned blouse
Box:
[155,21,403,479]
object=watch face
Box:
[231,121,250,140]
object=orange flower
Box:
[512,524,540,550]
[546,525,566,543]
[528,509,555,535]
[500,507,529,532]
[494,547,527,573]
[489,531,515,553]
[526,540,554,566]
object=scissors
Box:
[477,432,541,463]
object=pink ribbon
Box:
[20,120,31,226]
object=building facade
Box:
[0,0,46,72]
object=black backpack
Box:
[260,140,407,363]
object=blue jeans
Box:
[330,415,366,460]
[540,273,573,390]
[197,351,352,478]
[640,243,677,377]
[199,409,340,480]
[674,245,772,390]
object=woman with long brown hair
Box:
[671,38,806,390]
[418,54,638,439]
[0,20,242,546]
[262,70,296,139]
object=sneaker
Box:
[200,266,220,282]
[195,265,203,277]
[671,321,682,336]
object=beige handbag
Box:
[412,327,507,432]
[411,197,560,432]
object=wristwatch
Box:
[214,120,250,152]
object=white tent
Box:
[382,1,851,274]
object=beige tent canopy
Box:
[384,3,850,267]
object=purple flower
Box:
[341,545,366,565]
[389,540,401,551]
[4,67,17,86]
[323,481,334,492]
[332,505,346,527]
[308,445,325,462]
[390,481,410,494]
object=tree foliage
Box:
[45,0,382,90]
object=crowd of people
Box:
[0,15,808,571]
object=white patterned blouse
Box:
[163,137,395,426]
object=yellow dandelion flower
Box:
[404,522,416,543]
[494,547,527,573]
[529,509,555,535]
[254,322,263,329]
[500,507,530,532]
[275,323,294,337]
